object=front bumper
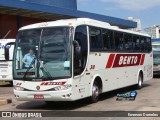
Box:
[14,89,74,101]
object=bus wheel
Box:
[91,81,99,103]
[136,73,143,89]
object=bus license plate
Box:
[34,94,44,99]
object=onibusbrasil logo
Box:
[116,91,137,101]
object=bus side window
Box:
[102,30,107,50]
[146,37,152,52]
[114,32,124,51]
[133,36,140,51]
[102,29,114,50]
[140,37,146,51]
[124,34,133,51]
[90,27,102,51]
[74,26,88,76]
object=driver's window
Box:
[74,26,88,76]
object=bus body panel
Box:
[87,52,153,94]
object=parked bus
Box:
[13,18,153,103]
[152,39,160,75]
[0,39,15,84]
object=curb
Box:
[0,99,12,105]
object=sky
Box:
[77,0,160,29]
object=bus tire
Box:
[136,73,143,89]
[90,81,99,103]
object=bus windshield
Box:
[14,27,72,80]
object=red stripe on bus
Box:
[106,54,115,68]
[140,54,145,65]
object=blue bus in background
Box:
[152,39,160,75]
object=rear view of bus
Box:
[152,39,160,75]
[0,39,15,83]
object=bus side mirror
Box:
[73,40,81,58]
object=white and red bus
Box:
[0,39,15,84]
[13,18,153,103]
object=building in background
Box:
[128,17,142,32]
[143,25,160,39]
[0,0,136,39]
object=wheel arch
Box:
[90,74,103,96]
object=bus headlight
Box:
[14,86,24,91]
[54,84,72,91]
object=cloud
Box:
[100,0,160,11]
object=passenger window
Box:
[90,27,102,51]
[114,32,124,50]
[124,34,133,51]
[133,36,140,51]
[140,37,146,51]
[146,38,152,52]
[102,29,114,50]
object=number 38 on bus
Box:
[13,18,153,103]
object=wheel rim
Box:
[92,84,99,99]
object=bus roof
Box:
[19,18,150,37]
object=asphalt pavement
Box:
[0,78,160,120]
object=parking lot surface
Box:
[0,78,160,120]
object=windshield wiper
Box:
[40,65,54,80]
[23,57,36,79]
